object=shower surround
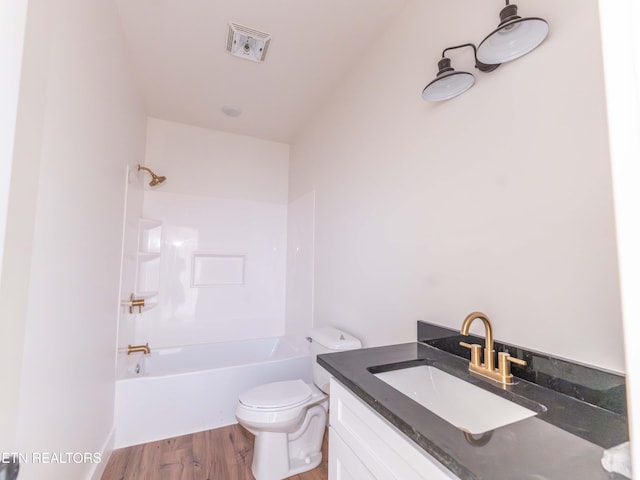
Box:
[131,117,291,348]
[140,189,287,347]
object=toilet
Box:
[235,327,362,480]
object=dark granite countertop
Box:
[318,340,629,479]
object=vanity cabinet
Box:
[329,379,458,480]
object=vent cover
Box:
[226,22,271,63]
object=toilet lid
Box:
[239,379,312,410]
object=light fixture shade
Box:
[422,58,475,102]
[476,4,549,65]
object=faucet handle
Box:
[459,342,482,367]
[504,354,526,367]
[497,352,527,382]
[128,293,145,314]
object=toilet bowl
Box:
[235,327,361,480]
[236,380,328,479]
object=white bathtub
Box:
[114,337,313,448]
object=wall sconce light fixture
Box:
[476,2,549,64]
[422,1,548,102]
[422,44,499,102]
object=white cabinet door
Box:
[329,427,377,480]
[329,379,458,480]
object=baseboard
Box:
[88,427,115,480]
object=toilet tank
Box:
[308,327,361,393]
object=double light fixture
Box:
[422,1,549,102]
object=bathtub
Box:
[114,336,313,448]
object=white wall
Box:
[285,191,315,337]
[289,0,625,372]
[599,0,640,472]
[0,0,146,478]
[0,0,29,455]
[145,118,289,203]
[0,0,28,284]
[140,118,289,347]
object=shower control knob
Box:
[128,293,145,314]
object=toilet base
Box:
[251,437,323,480]
[287,451,322,476]
[249,404,327,480]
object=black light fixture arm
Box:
[441,42,477,59]
[440,43,500,73]
[498,0,521,25]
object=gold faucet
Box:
[127,343,151,355]
[128,293,145,314]
[459,312,526,384]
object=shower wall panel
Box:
[139,118,289,347]
[140,191,287,347]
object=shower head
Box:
[137,164,166,187]
[148,175,166,186]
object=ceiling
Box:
[115,0,409,144]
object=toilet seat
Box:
[239,379,312,411]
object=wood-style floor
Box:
[101,424,328,480]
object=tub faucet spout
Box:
[128,343,151,355]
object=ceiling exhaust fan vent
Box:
[226,22,271,63]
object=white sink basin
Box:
[374,365,537,434]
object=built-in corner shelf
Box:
[134,218,162,312]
